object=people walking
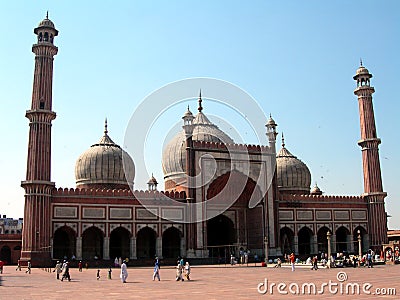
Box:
[61,261,71,281]
[184,261,191,280]
[289,253,295,271]
[152,257,160,281]
[16,260,22,271]
[230,254,235,265]
[96,269,101,280]
[78,261,83,272]
[120,260,128,283]
[176,262,184,281]
[26,260,31,274]
[108,267,112,279]
[311,256,318,270]
[53,261,62,279]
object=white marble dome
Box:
[162,105,234,184]
[276,138,311,194]
[75,121,135,189]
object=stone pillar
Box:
[294,236,299,255]
[130,237,136,259]
[103,237,109,260]
[50,238,54,259]
[156,237,162,258]
[76,237,82,260]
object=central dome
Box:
[162,97,234,189]
[75,120,135,189]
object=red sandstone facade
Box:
[20,16,389,266]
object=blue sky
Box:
[1,1,399,229]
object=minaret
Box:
[182,104,196,257]
[266,114,278,153]
[20,14,58,266]
[353,62,388,249]
[147,173,158,191]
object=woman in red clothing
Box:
[289,253,295,271]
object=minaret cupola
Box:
[34,12,58,45]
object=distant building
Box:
[19,15,389,266]
[0,215,23,264]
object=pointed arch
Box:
[53,225,77,260]
[336,226,350,253]
[109,226,130,260]
[207,214,236,258]
[0,246,11,264]
[317,226,330,254]
[162,227,181,258]
[298,226,313,256]
[280,227,294,255]
[82,226,104,260]
[206,170,262,208]
[353,226,368,254]
[136,227,156,259]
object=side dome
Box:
[276,135,311,194]
[162,98,234,190]
[75,121,135,189]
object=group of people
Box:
[18,256,193,284]
[175,257,190,281]
[15,260,31,273]
[114,257,124,267]
[54,260,71,281]
[282,249,379,270]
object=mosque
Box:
[20,15,388,266]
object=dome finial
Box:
[46,11,49,19]
[198,89,203,112]
[104,118,108,135]
[360,58,363,66]
[281,132,285,148]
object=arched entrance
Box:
[53,226,76,260]
[336,226,350,253]
[0,246,11,264]
[353,226,367,255]
[317,227,330,254]
[82,226,104,260]
[207,214,236,258]
[280,227,294,255]
[136,227,156,259]
[206,170,263,252]
[109,227,130,260]
[162,227,181,258]
[298,227,313,256]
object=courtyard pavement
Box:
[0,263,399,299]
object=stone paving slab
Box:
[0,263,399,299]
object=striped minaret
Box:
[20,13,58,267]
[353,61,388,250]
[182,101,196,257]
